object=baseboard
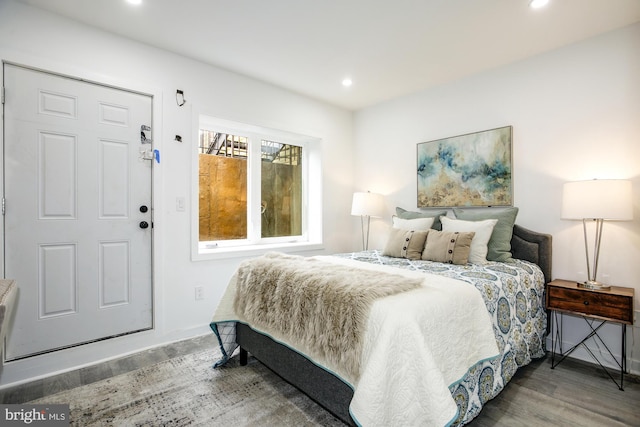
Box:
[632,324,640,375]
[630,357,640,376]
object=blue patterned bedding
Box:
[334,250,547,426]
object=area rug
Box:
[31,349,345,426]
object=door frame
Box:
[0,57,164,364]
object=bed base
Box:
[235,224,552,426]
[236,322,355,425]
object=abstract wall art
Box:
[417,126,513,207]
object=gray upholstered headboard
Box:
[510,224,552,284]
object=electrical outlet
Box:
[195,286,204,300]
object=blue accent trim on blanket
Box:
[209,323,228,367]
[445,410,460,427]
[443,353,500,427]
[209,321,238,368]
[349,408,363,427]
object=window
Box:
[198,130,249,241]
[194,115,322,258]
[259,140,302,239]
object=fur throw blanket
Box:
[233,252,423,382]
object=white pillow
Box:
[440,216,498,264]
[392,216,434,231]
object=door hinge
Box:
[2,198,5,215]
[1,87,5,104]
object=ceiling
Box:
[15,0,640,110]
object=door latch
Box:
[138,148,160,163]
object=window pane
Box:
[199,130,247,241]
[261,140,302,238]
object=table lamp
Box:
[351,191,385,250]
[561,179,633,290]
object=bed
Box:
[211,218,552,426]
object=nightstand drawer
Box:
[547,283,633,324]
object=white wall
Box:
[0,0,355,386]
[354,23,640,374]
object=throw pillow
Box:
[395,207,448,230]
[452,207,519,262]
[421,230,475,265]
[382,228,429,260]
[392,216,434,231]
[440,216,498,264]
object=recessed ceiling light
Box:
[126,0,142,5]
[342,78,353,87]
[529,0,549,8]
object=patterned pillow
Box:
[421,230,475,265]
[382,228,428,260]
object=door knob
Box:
[139,221,149,229]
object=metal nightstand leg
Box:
[550,311,626,391]
[550,310,563,369]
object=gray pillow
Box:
[452,207,519,262]
[382,228,428,260]
[421,230,475,265]
[395,207,448,230]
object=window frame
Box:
[191,114,323,261]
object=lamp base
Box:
[578,280,611,291]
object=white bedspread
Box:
[211,255,499,427]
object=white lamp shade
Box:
[561,179,633,220]
[351,192,385,218]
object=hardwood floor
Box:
[0,333,218,404]
[469,356,640,426]
[1,334,638,426]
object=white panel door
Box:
[3,64,153,360]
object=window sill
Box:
[192,241,324,261]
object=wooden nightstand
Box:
[546,279,634,390]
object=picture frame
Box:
[417,126,513,207]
